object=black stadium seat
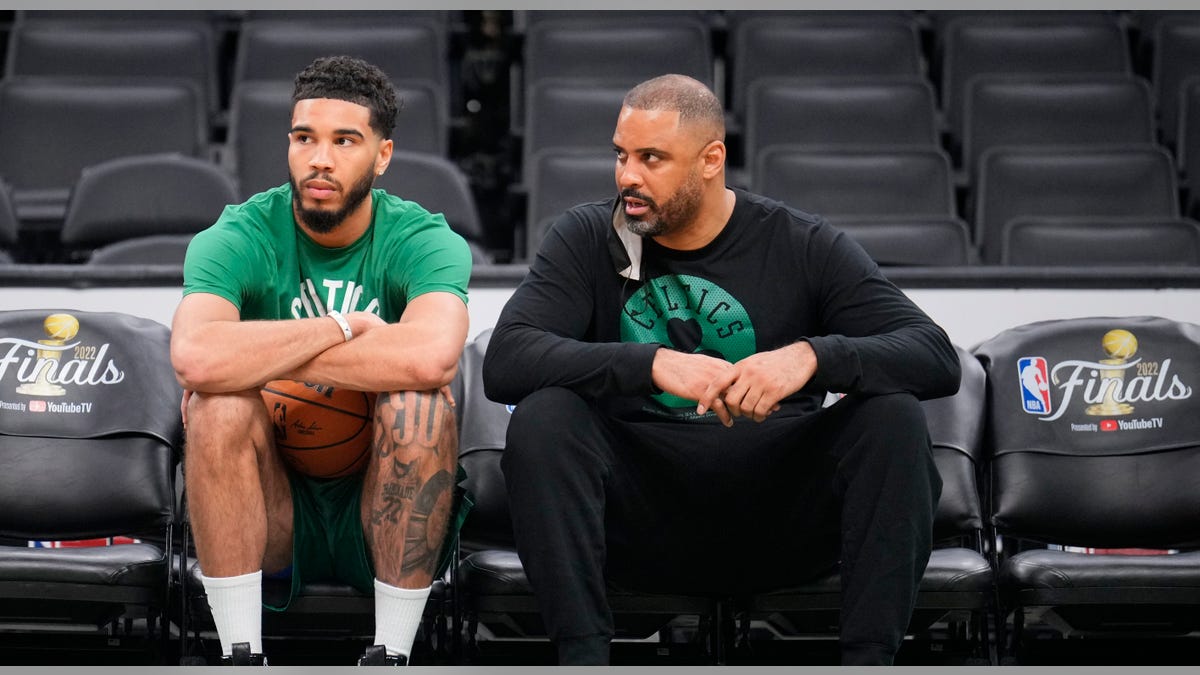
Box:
[1000,216,1200,267]
[523,149,615,262]
[0,309,183,661]
[973,145,1179,264]
[59,153,238,263]
[974,316,1200,661]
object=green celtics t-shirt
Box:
[182,185,470,323]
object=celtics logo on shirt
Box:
[620,274,756,415]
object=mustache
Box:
[303,171,341,189]
[620,187,657,210]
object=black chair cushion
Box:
[0,542,165,586]
[1002,549,1200,592]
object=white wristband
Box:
[327,310,353,342]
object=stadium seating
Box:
[0,180,18,262]
[0,79,207,238]
[961,75,1156,179]
[973,145,1180,264]
[521,80,626,184]
[974,316,1200,661]
[0,309,183,661]
[373,151,492,264]
[523,149,614,262]
[727,15,924,125]
[1151,19,1200,150]
[742,78,939,175]
[940,15,1130,155]
[59,154,238,263]
[1000,216,1200,266]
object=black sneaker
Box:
[220,642,268,666]
[357,644,408,665]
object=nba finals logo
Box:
[0,313,125,397]
[1024,328,1192,422]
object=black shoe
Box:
[357,644,408,665]
[220,642,268,666]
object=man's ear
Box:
[375,138,394,176]
[700,140,726,180]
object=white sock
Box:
[199,570,263,656]
[373,579,431,658]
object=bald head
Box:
[622,74,725,144]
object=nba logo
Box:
[1017,357,1052,415]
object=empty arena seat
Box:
[831,217,976,267]
[752,146,955,219]
[0,79,206,231]
[973,145,1179,264]
[1000,216,1200,266]
[743,78,938,173]
[974,316,1200,659]
[59,153,238,261]
[1177,76,1200,219]
[0,180,17,259]
[940,15,1130,153]
[374,151,492,263]
[1152,19,1200,150]
[521,80,626,184]
[961,74,1156,178]
[0,309,182,658]
[523,149,614,262]
[728,16,924,124]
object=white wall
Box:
[2,284,1199,350]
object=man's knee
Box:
[372,389,457,457]
[505,387,592,456]
[847,392,928,445]
[186,389,272,457]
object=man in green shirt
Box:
[172,56,471,666]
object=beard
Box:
[619,167,704,238]
[290,167,375,234]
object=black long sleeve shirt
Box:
[484,188,960,423]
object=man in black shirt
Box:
[482,74,961,665]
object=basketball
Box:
[1101,329,1138,360]
[260,380,376,479]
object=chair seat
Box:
[459,548,529,596]
[0,542,166,586]
[1002,549,1200,591]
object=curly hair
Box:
[292,55,398,139]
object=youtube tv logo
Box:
[1100,420,1118,432]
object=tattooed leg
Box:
[361,389,458,587]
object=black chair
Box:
[939,15,1130,154]
[973,316,1200,662]
[523,149,615,262]
[1152,19,1200,150]
[227,80,445,200]
[0,79,206,236]
[374,151,492,264]
[742,78,938,174]
[752,146,955,219]
[86,234,196,267]
[961,75,1156,180]
[521,80,626,184]
[1177,75,1200,220]
[830,217,976,267]
[59,153,238,263]
[972,145,1179,264]
[1000,216,1200,266]
[0,309,183,663]
[736,344,995,665]
[231,19,449,122]
[4,18,219,122]
[454,328,726,664]
[727,16,924,124]
[0,179,18,263]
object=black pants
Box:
[502,387,941,665]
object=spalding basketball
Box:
[260,380,376,479]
